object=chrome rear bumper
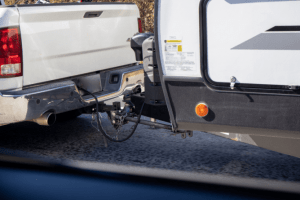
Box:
[0,66,144,126]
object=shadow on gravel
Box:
[1,114,300,182]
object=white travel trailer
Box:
[148,0,300,158]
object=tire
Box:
[56,109,82,122]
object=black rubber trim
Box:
[267,26,300,32]
[84,11,103,18]
[199,0,300,96]
[12,2,135,7]
[165,81,300,138]
[164,76,204,83]
[154,0,177,130]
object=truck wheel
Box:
[56,110,82,122]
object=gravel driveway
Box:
[0,114,300,182]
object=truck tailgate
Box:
[18,3,139,86]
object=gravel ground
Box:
[0,114,300,182]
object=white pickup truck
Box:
[0,2,145,126]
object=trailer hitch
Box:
[124,116,193,139]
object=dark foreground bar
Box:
[0,154,300,200]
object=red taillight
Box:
[138,18,143,33]
[0,28,22,77]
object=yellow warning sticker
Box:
[178,45,182,52]
[165,40,182,43]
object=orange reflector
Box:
[195,103,209,117]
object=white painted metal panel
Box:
[0,7,19,28]
[18,4,139,86]
[157,0,201,77]
[207,0,300,86]
[0,77,22,91]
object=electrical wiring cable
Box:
[78,87,144,142]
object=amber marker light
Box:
[195,103,209,117]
